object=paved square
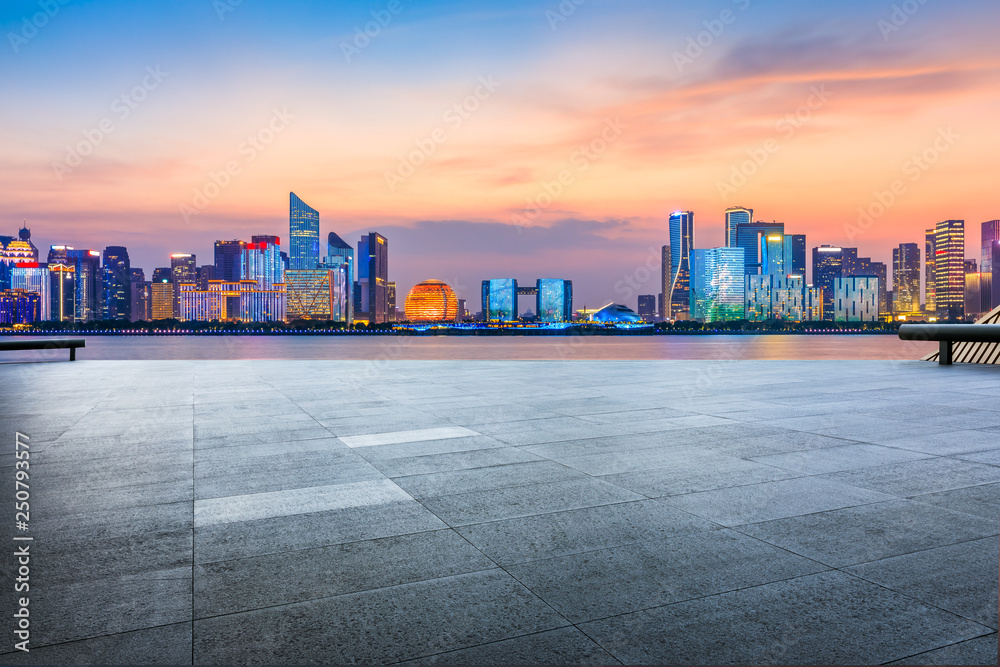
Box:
[1,359,998,664]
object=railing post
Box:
[939,340,952,365]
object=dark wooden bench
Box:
[898,324,1000,365]
[0,338,86,361]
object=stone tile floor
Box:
[0,359,997,665]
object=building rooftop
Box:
[1,359,997,664]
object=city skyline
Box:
[2,1,999,306]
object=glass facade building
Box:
[214,240,245,282]
[357,232,388,324]
[102,246,131,321]
[482,279,518,322]
[11,263,49,321]
[812,245,844,321]
[0,290,41,324]
[170,253,196,318]
[834,276,880,321]
[981,221,1000,310]
[68,249,101,322]
[289,192,320,271]
[179,280,286,322]
[285,266,350,322]
[326,232,355,323]
[892,243,921,313]
[404,280,459,323]
[934,219,965,320]
[925,228,937,313]
[735,221,784,276]
[536,279,573,322]
[745,274,811,322]
[668,211,694,318]
[724,207,753,248]
[690,247,745,323]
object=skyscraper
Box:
[67,249,101,322]
[925,228,936,313]
[690,247,745,322]
[47,246,74,322]
[387,282,397,322]
[170,253,196,318]
[151,267,173,320]
[214,240,245,282]
[537,279,573,322]
[724,207,753,248]
[482,279,518,322]
[668,211,694,318]
[130,268,150,322]
[357,232,388,324]
[660,245,669,319]
[289,192,320,271]
[247,236,284,290]
[812,246,844,321]
[326,232,355,323]
[982,220,1000,310]
[892,243,921,313]
[786,234,807,276]
[102,246,131,321]
[934,219,965,320]
[735,220,784,275]
[11,262,49,321]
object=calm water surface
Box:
[0,334,935,361]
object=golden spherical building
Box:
[405,280,459,323]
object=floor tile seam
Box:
[0,620,192,658]
[418,492,661,529]
[189,563,510,623]
[396,458,606,501]
[877,632,998,665]
[193,525,462,567]
[829,566,999,633]
[192,432,344,449]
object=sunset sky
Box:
[2,0,999,308]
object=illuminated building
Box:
[404,280,459,322]
[812,245,844,321]
[49,263,75,322]
[724,206,753,248]
[691,247,745,322]
[965,270,986,319]
[214,240,245,282]
[0,225,39,289]
[668,211,694,318]
[326,232,354,322]
[537,279,573,322]
[482,279,518,322]
[242,237,284,290]
[388,282,397,322]
[179,281,286,322]
[925,228,936,313]
[591,303,643,324]
[102,246,131,321]
[68,249,102,322]
[151,268,173,320]
[289,192,320,270]
[735,220,783,275]
[170,253,196,318]
[130,268,150,321]
[761,234,785,275]
[892,243,921,313]
[285,266,350,322]
[805,285,824,321]
[935,219,965,320]
[982,221,1000,310]
[0,290,40,324]
[834,276,879,322]
[357,232,388,324]
[637,295,656,322]
[196,265,215,289]
[660,245,670,319]
[11,262,49,321]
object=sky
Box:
[2,0,999,309]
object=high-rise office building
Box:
[660,245,670,319]
[892,243,921,313]
[0,290,41,324]
[935,219,965,320]
[812,246,844,321]
[724,207,753,248]
[387,282,397,323]
[834,276,879,322]
[179,281,286,323]
[130,268,150,321]
[67,249,101,322]
[855,258,888,316]
[170,254,196,318]
[668,211,694,318]
[637,295,656,322]
[735,221,784,275]
[214,240,245,282]
[690,247,745,323]
[11,262,49,321]
[746,274,810,322]
[284,266,350,323]
[151,267,173,320]
[196,265,215,290]
[357,232,388,324]
[925,228,936,313]
[289,192,320,271]
[482,279,518,322]
[101,246,131,321]
[537,279,573,322]
[982,221,1000,310]
[243,236,284,290]
[326,232,354,322]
